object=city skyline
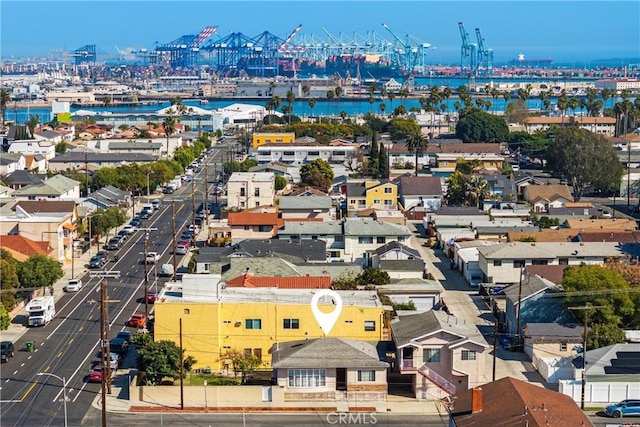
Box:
[1,1,639,64]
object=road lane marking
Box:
[69,339,74,344]
[72,381,88,402]
[57,351,63,358]
[27,356,32,360]
[13,370,18,375]
[20,363,24,367]
[6,378,10,382]
[19,382,37,402]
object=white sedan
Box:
[65,279,82,292]
[145,252,160,264]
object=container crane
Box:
[382,23,419,75]
[475,27,493,75]
[458,22,477,79]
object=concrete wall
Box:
[131,383,285,406]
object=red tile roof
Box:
[227,212,280,226]
[0,235,52,260]
[450,377,591,427]
[577,230,640,243]
[225,273,331,289]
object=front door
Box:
[336,368,347,391]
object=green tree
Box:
[357,268,390,286]
[222,349,262,382]
[388,118,420,142]
[562,265,633,349]
[133,333,196,385]
[369,134,379,178]
[504,99,530,124]
[163,114,177,157]
[55,141,67,154]
[285,90,296,125]
[0,88,11,129]
[275,175,288,191]
[378,143,389,179]
[546,126,624,201]
[308,98,317,122]
[17,254,63,294]
[0,251,19,312]
[300,159,334,189]
[91,207,126,239]
[0,304,9,330]
[405,128,429,177]
[455,108,509,142]
[331,271,359,290]
[26,115,40,137]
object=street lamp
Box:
[37,372,68,427]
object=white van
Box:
[151,199,161,210]
[142,204,154,212]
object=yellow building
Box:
[433,153,504,173]
[252,132,296,149]
[346,180,398,215]
[154,275,388,370]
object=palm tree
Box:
[578,98,587,117]
[301,85,310,117]
[163,114,176,157]
[286,90,295,124]
[265,99,274,124]
[464,175,490,208]
[379,103,386,116]
[368,95,375,113]
[334,86,343,116]
[568,97,580,117]
[490,88,500,113]
[103,96,111,107]
[557,90,569,123]
[601,88,614,111]
[502,91,510,110]
[26,115,40,137]
[269,81,276,96]
[1,88,11,129]
[308,98,317,123]
[271,95,282,122]
[405,129,429,177]
[326,90,334,116]
[387,91,396,111]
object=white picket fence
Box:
[559,379,640,404]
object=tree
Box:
[546,126,624,201]
[504,99,530,124]
[0,88,10,129]
[562,265,633,349]
[308,98,317,122]
[325,90,334,116]
[275,175,288,191]
[55,141,67,154]
[0,250,19,312]
[0,304,9,330]
[300,159,334,189]
[405,128,429,177]
[378,143,389,179]
[357,268,390,286]
[455,108,509,142]
[379,103,386,116]
[91,207,126,239]
[285,89,295,125]
[222,349,262,383]
[133,333,196,385]
[163,114,177,157]
[17,254,63,294]
[26,115,40,137]
[387,91,396,110]
[388,117,420,142]
[369,134,379,178]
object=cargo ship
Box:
[508,53,554,67]
[278,54,404,79]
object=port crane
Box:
[458,22,477,79]
[475,27,493,75]
[381,23,425,75]
[153,26,218,68]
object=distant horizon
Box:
[1,1,639,65]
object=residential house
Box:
[482,201,531,220]
[2,170,43,190]
[522,184,574,213]
[34,129,63,145]
[154,279,387,370]
[514,174,546,195]
[368,241,421,269]
[507,229,577,243]
[105,140,163,155]
[252,132,296,149]
[503,273,576,336]
[391,310,489,399]
[379,259,426,280]
[522,116,616,136]
[546,202,600,222]
[0,234,54,262]
[218,257,360,283]
[0,153,26,176]
[227,212,283,242]
[345,180,398,216]
[449,377,592,426]
[255,144,357,166]
[377,278,442,312]
[372,209,407,226]
[227,172,276,210]
[248,163,300,184]
[46,152,156,172]
[0,185,13,198]
[276,221,344,260]
[478,241,624,285]
[278,196,333,220]
[387,143,430,171]
[560,343,640,404]
[452,241,501,286]
[344,218,412,265]
[82,185,131,211]
[396,176,444,212]
[432,152,504,176]
[8,139,56,162]
[24,154,46,172]
[271,338,389,402]
[287,186,329,197]
[523,323,583,383]
[225,272,331,289]
[563,218,637,231]
[12,174,81,200]
[482,174,517,201]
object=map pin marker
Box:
[311,289,343,335]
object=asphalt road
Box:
[0,146,227,427]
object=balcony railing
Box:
[401,359,416,370]
[418,364,456,395]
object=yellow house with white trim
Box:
[346,180,398,216]
[154,275,388,370]
[252,132,296,149]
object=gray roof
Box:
[397,176,443,196]
[377,279,441,293]
[221,257,301,281]
[476,225,540,235]
[503,275,559,303]
[370,241,421,258]
[278,221,343,236]
[379,259,425,272]
[88,185,130,206]
[13,174,80,197]
[49,152,157,163]
[525,323,583,342]
[346,182,367,198]
[271,338,389,369]
[197,246,234,263]
[391,310,489,348]
[235,238,327,262]
[344,218,411,237]
[249,164,290,174]
[478,242,557,260]
[35,130,61,139]
[108,141,163,150]
[278,196,332,210]
[0,153,24,165]
[573,343,640,377]
[3,170,43,186]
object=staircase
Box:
[417,364,456,395]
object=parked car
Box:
[151,199,161,210]
[602,210,612,218]
[109,337,129,356]
[175,244,188,255]
[130,218,141,227]
[145,252,160,264]
[605,400,640,418]
[146,290,157,304]
[1,341,15,363]
[127,312,147,328]
[178,239,190,247]
[95,353,119,370]
[116,331,132,343]
[181,231,194,240]
[107,237,122,250]
[122,224,136,234]
[88,367,109,383]
[89,255,106,269]
[65,279,82,292]
[139,210,151,219]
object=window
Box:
[254,348,262,361]
[376,237,386,244]
[258,225,272,232]
[243,348,252,356]
[559,258,569,265]
[254,188,260,197]
[358,200,366,207]
[223,320,231,324]
[358,370,376,382]
[359,236,373,244]
[288,369,326,388]
[532,259,548,266]
[240,188,246,197]
[513,260,525,268]
[309,151,320,156]
[255,201,260,207]
[244,225,251,231]
[284,151,295,156]
[493,260,502,266]
[384,200,393,206]
[560,342,567,351]
[245,319,262,330]
[283,318,300,329]
[423,348,441,363]
[373,199,381,205]
[184,309,190,315]
[384,187,393,194]
[364,320,376,331]
[461,350,477,361]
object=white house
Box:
[255,144,358,166]
[0,153,26,176]
[12,174,81,200]
[343,218,412,265]
[227,172,276,210]
[8,139,56,162]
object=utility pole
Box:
[191,180,196,246]
[180,318,184,410]
[139,228,157,320]
[172,201,178,279]
[568,304,603,410]
[515,266,525,348]
[204,165,209,224]
[492,319,498,381]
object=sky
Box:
[1,1,639,64]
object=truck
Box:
[163,178,182,194]
[25,296,56,327]
[159,264,174,277]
